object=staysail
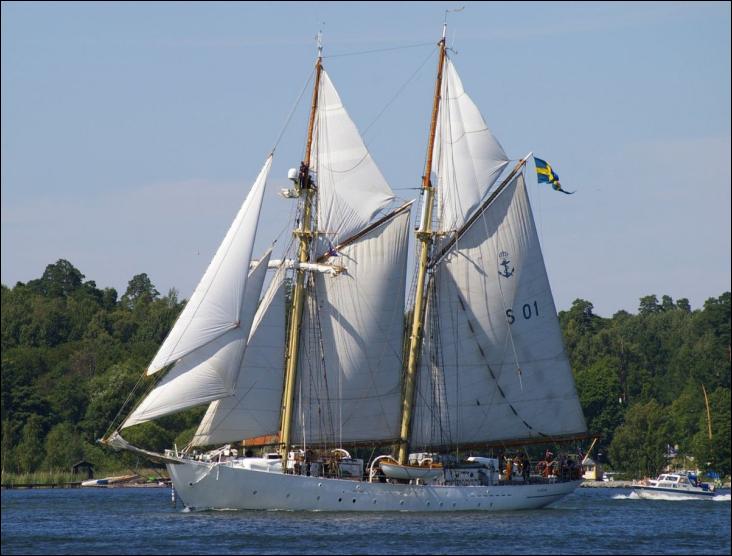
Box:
[146,157,272,375]
[432,59,509,232]
[191,266,287,446]
[291,207,411,445]
[121,158,272,428]
[411,172,587,447]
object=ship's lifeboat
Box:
[379,459,443,481]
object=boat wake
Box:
[612,492,640,500]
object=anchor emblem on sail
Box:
[498,251,514,278]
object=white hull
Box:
[167,459,580,512]
[633,487,716,501]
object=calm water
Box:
[2,486,730,554]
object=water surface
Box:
[2,487,730,554]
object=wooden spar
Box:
[424,432,601,452]
[278,51,323,465]
[314,200,414,264]
[397,31,447,465]
[702,384,713,440]
[582,436,599,464]
[242,432,599,452]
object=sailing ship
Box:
[103,25,591,512]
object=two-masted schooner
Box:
[104,26,591,512]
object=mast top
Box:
[443,6,464,41]
[317,30,323,59]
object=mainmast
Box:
[397,27,447,464]
[279,35,323,464]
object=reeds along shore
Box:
[1,468,169,489]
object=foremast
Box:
[279,40,323,464]
[397,28,447,465]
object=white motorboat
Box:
[633,472,716,500]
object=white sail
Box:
[191,267,287,446]
[147,156,272,375]
[122,250,272,429]
[311,69,395,253]
[432,59,509,232]
[411,173,587,447]
[292,208,411,444]
[120,154,272,429]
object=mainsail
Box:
[121,157,272,428]
[411,172,587,447]
[292,207,411,445]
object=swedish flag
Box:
[534,157,574,195]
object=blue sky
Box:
[2,1,730,316]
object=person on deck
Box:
[521,453,530,482]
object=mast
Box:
[279,36,323,464]
[397,27,447,464]
[702,384,713,440]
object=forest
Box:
[2,259,730,479]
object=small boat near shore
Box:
[633,472,717,500]
[80,474,138,487]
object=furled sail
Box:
[411,173,586,447]
[432,59,509,233]
[291,207,411,445]
[146,156,272,375]
[191,266,287,446]
[311,69,395,253]
[120,159,272,428]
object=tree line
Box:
[1,260,730,478]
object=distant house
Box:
[71,460,94,480]
[582,457,602,481]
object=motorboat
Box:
[633,472,716,500]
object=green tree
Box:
[609,400,671,478]
[16,415,46,473]
[43,423,85,470]
[667,382,704,453]
[691,388,731,476]
[638,294,661,315]
[121,273,160,308]
[27,259,84,298]
[575,356,625,452]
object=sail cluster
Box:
[121,70,408,446]
[120,56,585,452]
